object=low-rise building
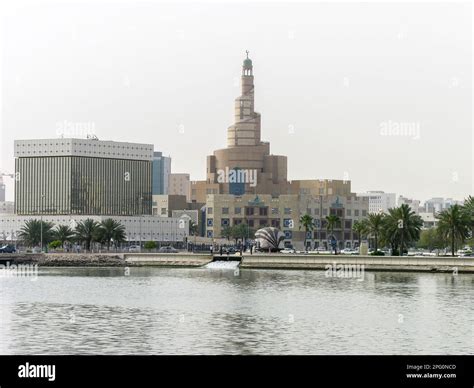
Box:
[0,201,14,214]
[357,191,396,214]
[419,212,438,229]
[397,195,421,214]
[0,214,188,244]
[204,193,369,250]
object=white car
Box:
[128,245,141,252]
[280,248,296,254]
[341,249,358,255]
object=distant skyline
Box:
[1,1,472,203]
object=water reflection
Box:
[0,268,472,354]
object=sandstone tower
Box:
[205,52,290,196]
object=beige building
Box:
[152,195,188,217]
[191,52,290,200]
[205,193,368,250]
[168,173,191,201]
[398,195,421,214]
[190,53,355,204]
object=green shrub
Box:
[370,250,385,256]
[144,241,157,250]
[48,240,62,249]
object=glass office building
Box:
[14,138,153,216]
[152,151,171,195]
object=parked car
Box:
[280,248,296,254]
[341,249,358,255]
[158,246,178,253]
[0,244,16,253]
[128,245,141,252]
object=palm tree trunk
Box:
[451,227,455,257]
[304,228,307,251]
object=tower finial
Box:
[246,50,249,59]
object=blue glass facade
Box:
[152,152,171,195]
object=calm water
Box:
[0,267,472,354]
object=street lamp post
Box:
[139,196,144,251]
[40,194,45,253]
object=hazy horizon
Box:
[1,1,472,203]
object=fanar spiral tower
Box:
[202,52,290,197]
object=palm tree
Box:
[462,196,474,242]
[325,214,340,253]
[364,213,385,252]
[352,220,366,250]
[437,204,471,256]
[18,219,54,249]
[74,218,101,251]
[299,214,314,251]
[383,204,422,256]
[52,225,74,247]
[98,219,126,250]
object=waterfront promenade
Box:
[1,252,474,272]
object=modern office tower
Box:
[14,138,153,215]
[357,191,396,214]
[152,151,171,195]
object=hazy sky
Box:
[0,1,472,203]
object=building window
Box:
[345,220,352,229]
[271,207,279,215]
[346,209,351,216]
[208,207,213,215]
[271,219,280,228]
[161,208,167,215]
[362,210,367,217]
[246,207,254,216]
[283,218,293,228]
[221,218,230,226]
[284,208,291,215]
[207,219,213,227]
[314,208,320,216]
[354,210,359,216]
[207,230,213,238]
[284,230,293,239]
[222,207,229,215]
[259,207,268,216]
[235,207,241,214]
[323,208,328,216]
